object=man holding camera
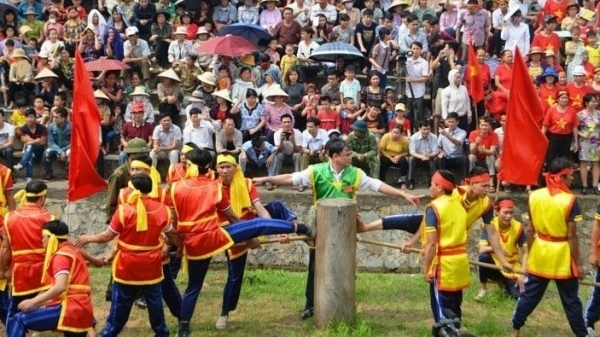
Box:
[274,115,303,177]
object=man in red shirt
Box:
[468,116,498,191]
[119,103,154,165]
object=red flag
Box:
[466,43,484,103]
[67,53,108,201]
[498,48,548,185]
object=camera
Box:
[313,150,321,157]
[397,50,413,63]
[282,132,291,140]
[432,309,464,337]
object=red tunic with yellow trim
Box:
[0,164,14,223]
[118,186,172,207]
[109,197,172,285]
[171,175,233,260]
[218,178,260,259]
[45,242,94,332]
[167,163,187,186]
[4,204,54,295]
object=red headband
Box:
[544,167,573,195]
[432,171,455,190]
[465,173,490,184]
[495,199,515,210]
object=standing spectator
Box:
[300,117,328,170]
[405,41,429,129]
[150,114,182,167]
[468,117,498,191]
[398,15,428,54]
[119,103,154,164]
[213,0,237,31]
[238,0,259,24]
[183,108,216,157]
[42,107,70,181]
[441,69,472,132]
[13,109,47,183]
[455,0,489,60]
[240,137,278,185]
[567,66,592,111]
[542,91,579,170]
[577,93,600,195]
[437,112,467,183]
[490,0,508,57]
[379,125,409,183]
[407,122,439,190]
[347,119,379,178]
[0,113,14,169]
[432,41,462,131]
[355,9,377,73]
[339,65,361,110]
[500,8,530,56]
[274,114,302,175]
[531,16,560,59]
[494,49,514,95]
[123,26,151,88]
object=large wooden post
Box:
[314,198,357,330]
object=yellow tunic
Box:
[480,218,526,279]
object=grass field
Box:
[32,265,593,337]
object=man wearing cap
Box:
[125,88,154,123]
[213,0,237,31]
[120,103,154,165]
[168,26,193,65]
[0,180,54,325]
[510,157,589,337]
[253,139,422,319]
[76,174,182,337]
[123,26,151,87]
[150,113,182,168]
[347,119,379,178]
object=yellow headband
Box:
[14,189,47,208]
[217,154,237,166]
[130,160,161,198]
[185,160,199,179]
[41,229,68,284]
[182,145,195,154]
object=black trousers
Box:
[477,253,519,300]
[430,280,463,324]
[545,132,572,170]
[8,82,34,104]
[379,156,408,181]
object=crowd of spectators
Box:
[0,0,598,192]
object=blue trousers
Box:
[220,200,296,316]
[6,293,37,328]
[180,217,298,329]
[0,289,10,325]
[381,213,424,234]
[430,279,463,325]
[511,274,587,337]
[102,281,168,337]
[161,263,182,320]
[477,253,519,300]
[586,269,600,328]
[18,145,44,179]
[7,305,87,337]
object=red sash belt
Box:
[439,244,466,256]
[537,233,568,242]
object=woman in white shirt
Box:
[296,26,320,83]
[500,7,530,56]
[441,69,471,131]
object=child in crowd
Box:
[339,97,364,135]
[301,83,320,118]
[280,44,297,81]
[316,96,340,131]
[23,38,39,67]
[33,96,50,126]
[265,38,280,65]
[217,65,232,91]
[51,92,71,117]
[565,26,584,64]
[585,30,600,67]
[339,65,361,109]
[355,10,377,74]
[560,1,579,31]
[361,104,386,139]
[10,99,28,128]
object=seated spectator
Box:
[18,0,43,22]
[316,96,340,131]
[212,0,237,32]
[361,103,386,140]
[238,0,259,25]
[62,7,86,55]
[183,108,216,158]
[388,103,412,137]
[347,119,379,178]
[192,27,215,71]
[321,70,341,107]
[232,88,266,143]
[215,117,243,159]
[119,102,154,165]
[34,68,59,108]
[21,7,44,45]
[156,68,182,126]
[99,71,124,108]
[407,122,439,190]
[125,87,154,124]
[78,26,102,62]
[132,0,156,40]
[178,11,198,41]
[209,89,236,128]
[13,109,47,182]
[260,0,282,34]
[8,48,34,108]
[150,113,182,167]
[43,107,70,181]
[101,103,125,154]
[148,9,172,68]
[33,96,50,126]
[174,53,202,98]
[240,137,278,187]
[0,113,15,169]
[339,96,363,136]
[168,26,193,65]
[10,99,28,128]
[468,116,498,192]
[265,88,293,143]
[379,125,409,184]
[273,114,302,176]
[123,26,151,88]
[437,112,467,183]
[300,116,328,169]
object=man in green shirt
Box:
[347,119,379,178]
[253,139,422,319]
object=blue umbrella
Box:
[218,23,273,46]
[0,0,17,19]
[309,42,364,62]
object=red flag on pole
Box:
[67,52,108,201]
[498,48,548,185]
[466,43,484,103]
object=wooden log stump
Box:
[314,198,357,330]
